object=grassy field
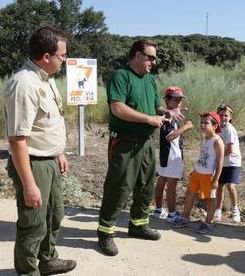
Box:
[1,60,245,139]
[157,60,245,137]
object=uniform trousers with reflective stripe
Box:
[7,157,64,276]
[98,136,156,234]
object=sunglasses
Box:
[55,54,67,62]
[140,51,157,62]
[165,96,183,102]
[170,97,182,102]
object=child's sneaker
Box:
[173,216,189,228]
[152,208,168,219]
[167,211,181,223]
[231,207,241,223]
[196,223,212,234]
[213,209,222,222]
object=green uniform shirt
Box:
[107,66,161,137]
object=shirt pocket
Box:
[38,99,52,120]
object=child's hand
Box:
[210,188,217,199]
[168,107,186,121]
[211,180,219,189]
[166,131,179,142]
[184,120,193,130]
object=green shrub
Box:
[157,60,245,137]
[1,59,245,139]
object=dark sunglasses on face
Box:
[170,97,182,102]
[140,51,157,62]
[164,96,182,102]
[55,54,67,62]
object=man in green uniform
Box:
[97,40,168,256]
[4,27,76,275]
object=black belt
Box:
[29,155,55,161]
[110,131,152,143]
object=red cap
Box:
[164,86,185,98]
[199,111,221,132]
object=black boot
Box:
[97,230,118,256]
[38,258,76,275]
[128,222,161,240]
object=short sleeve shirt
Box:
[219,123,241,167]
[4,59,66,156]
[107,66,161,137]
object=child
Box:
[214,105,242,223]
[153,86,193,221]
[174,112,224,234]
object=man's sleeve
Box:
[5,79,38,136]
[153,78,161,108]
[107,71,128,103]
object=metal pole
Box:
[206,12,209,36]
[78,105,85,156]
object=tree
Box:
[155,39,185,73]
[205,38,244,67]
[0,1,110,78]
[0,0,56,76]
[1,1,245,79]
[73,7,109,77]
[54,0,82,36]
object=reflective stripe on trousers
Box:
[98,225,116,235]
[130,217,149,226]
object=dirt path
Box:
[0,199,245,276]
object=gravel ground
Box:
[0,127,245,275]
[0,198,245,276]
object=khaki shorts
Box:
[188,171,213,199]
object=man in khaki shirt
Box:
[4,26,76,276]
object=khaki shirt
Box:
[4,59,66,156]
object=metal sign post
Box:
[78,105,85,156]
[66,58,97,156]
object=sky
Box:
[1,0,245,41]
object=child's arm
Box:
[224,143,233,156]
[223,126,236,156]
[166,120,193,142]
[212,137,225,189]
[156,106,187,121]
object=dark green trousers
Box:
[7,157,64,276]
[98,136,156,234]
